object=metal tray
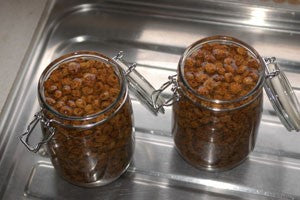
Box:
[1,0,300,199]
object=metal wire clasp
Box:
[264,57,280,79]
[19,110,55,153]
[151,74,180,112]
[114,51,137,75]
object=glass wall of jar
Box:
[21,51,135,187]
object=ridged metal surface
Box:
[1,0,300,199]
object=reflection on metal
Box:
[248,8,267,26]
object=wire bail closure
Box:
[114,51,137,75]
[19,110,55,153]
[151,74,180,112]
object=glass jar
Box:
[153,35,300,171]
[20,51,164,187]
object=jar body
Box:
[41,96,134,187]
[172,91,262,171]
[36,51,135,187]
[172,35,265,171]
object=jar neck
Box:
[38,51,128,128]
[177,35,266,111]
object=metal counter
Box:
[0,0,300,199]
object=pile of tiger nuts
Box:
[44,58,120,116]
[42,58,133,185]
[173,43,263,170]
[184,43,261,100]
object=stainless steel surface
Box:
[1,0,300,199]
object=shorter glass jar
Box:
[153,35,300,171]
[20,51,163,187]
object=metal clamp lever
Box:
[151,74,180,112]
[19,111,55,153]
[114,51,137,75]
[264,57,280,79]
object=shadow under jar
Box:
[152,35,300,171]
[22,51,135,187]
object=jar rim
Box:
[38,51,128,121]
[178,35,266,104]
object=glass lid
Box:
[113,52,165,115]
[263,57,300,131]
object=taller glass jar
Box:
[20,51,165,187]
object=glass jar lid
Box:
[263,57,300,131]
[113,52,165,115]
